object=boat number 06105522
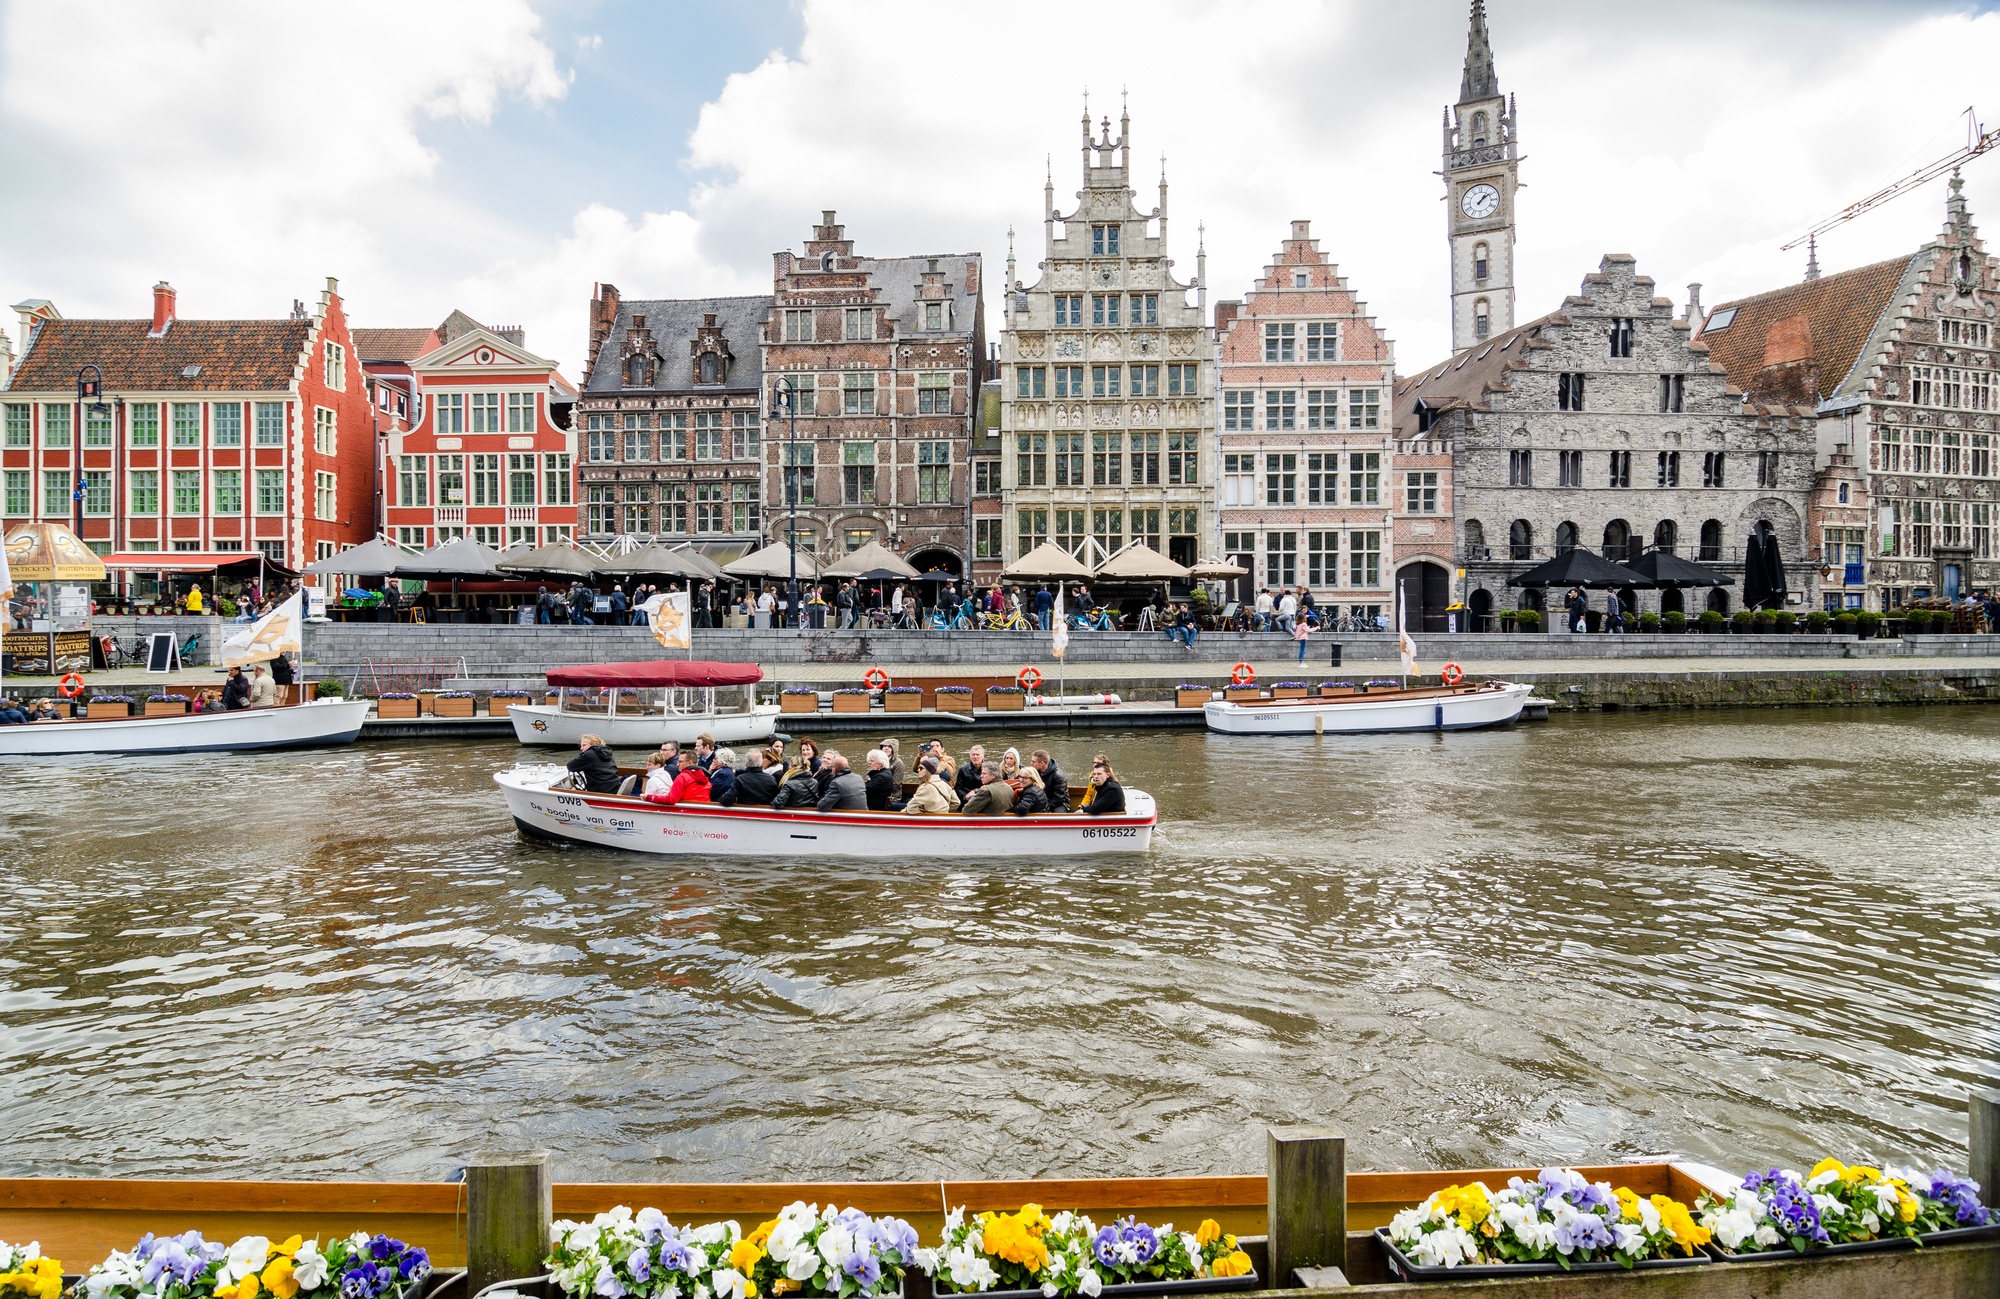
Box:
[1081,826,1137,839]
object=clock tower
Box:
[1444,0,1518,354]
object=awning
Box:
[823,539,919,579]
[1002,541,1093,581]
[102,550,297,577]
[546,660,764,689]
[1094,542,1190,581]
[8,522,109,580]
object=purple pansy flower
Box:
[842,1252,882,1288]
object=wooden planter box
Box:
[1175,688,1210,708]
[491,698,532,716]
[144,700,190,716]
[1223,686,1261,701]
[377,698,421,719]
[86,701,132,718]
[780,694,821,714]
[985,692,1026,712]
[1271,687,1309,699]
[433,696,477,718]
[883,692,923,713]
[417,690,440,714]
[831,694,873,714]
[935,693,974,714]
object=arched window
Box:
[698,353,721,384]
[625,354,647,386]
[1509,519,1533,561]
[1699,518,1723,562]
[1463,519,1486,560]
[1474,298,1490,339]
[1471,111,1488,145]
[1555,521,1578,555]
[1653,519,1677,554]
[1602,519,1632,562]
[1473,241,1490,282]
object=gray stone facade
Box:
[1396,254,1819,626]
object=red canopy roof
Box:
[546,660,764,689]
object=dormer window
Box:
[625,354,647,386]
[698,353,722,384]
[925,302,943,331]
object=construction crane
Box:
[1781,107,1997,251]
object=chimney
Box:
[0,328,13,389]
[149,281,176,338]
[1685,283,1703,326]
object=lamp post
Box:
[769,376,799,629]
[73,365,104,539]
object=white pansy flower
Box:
[222,1237,272,1284]
[1078,1268,1102,1298]
[568,1226,602,1253]
[1039,1287,1057,1298]
[816,1225,853,1271]
[708,1269,747,1299]
[1388,1207,1426,1244]
[292,1242,329,1291]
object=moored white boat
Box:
[508,658,780,748]
[494,763,1157,857]
[0,698,371,756]
[1203,680,1532,735]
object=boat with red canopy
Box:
[506,659,780,748]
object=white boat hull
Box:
[495,764,1156,857]
[1203,681,1533,735]
[507,703,781,748]
[0,699,372,756]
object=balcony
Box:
[435,506,466,526]
[507,505,538,524]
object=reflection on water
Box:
[3,708,1997,1181]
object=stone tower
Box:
[1444,0,1519,354]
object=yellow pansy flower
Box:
[743,1283,757,1298]
[1194,1220,1221,1247]
[728,1240,765,1273]
[1898,1191,1919,1223]
[771,1279,801,1295]
[1209,1252,1253,1279]
[262,1256,299,1299]
[1614,1187,1644,1221]
[1431,1184,1490,1227]
[1842,1165,1883,1185]
[746,1220,776,1249]
[217,1274,261,1299]
[1809,1158,1848,1180]
[0,1259,64,1299]
[1648,1195,1712,1254]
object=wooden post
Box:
[1972,1089,2000,1210]
[466,1152,552,1297]
[1267,1126,1346,1286]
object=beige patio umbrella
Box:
[1002,541,1093,581]
[1189,557,1249,578]
[723,540,821,579]
[822,539,918,579]
[1095,542,1191,581]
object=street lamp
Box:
[73,365,105,538]
[769,376,799,629]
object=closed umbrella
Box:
[1743,532,1772,609]
[1760,532,1789,609]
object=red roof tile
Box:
[352,327,439,363]
[6,318,308,394]
[1698,254,1917,405]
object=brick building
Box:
[2,278,375,590]
[375,310,578,551]
[763,213,984,572]
[1000,105,1214,571]
[1214,220,1396,620]
[1699,177,1998,609]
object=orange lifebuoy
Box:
[1017,665,1043,691]
[862,666,890,691]
[58,673,85,698]
[1440,662,1465,687]
[1231,662,1255,686]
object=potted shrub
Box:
[883,685,922,713]
[86,694,134,718]
[1907,608,1933,634]
[489,688,531,716]
[1700,609,1725,634]
[1772,610,1796,634]
[1583,608,1603,633]
[545,689,562,707]
[1731,610,1754,634]
[143,693,189,716]
[376,691,420,719]
[831,686,873,714]
[1638,612,1660,633]
[1833,611,1858,636]
[1857,610,1883,640]
[314,678,346,698]
[935,684,973,714]
[1805,610,1831,634]
[986,684,1027,712]
[1752,609,1777,633]
[1498,610,1517,632]
[1175,682,1211,708]
[1270,680,1309,699]
[433,690,477,717]
[1517,608,1542,633]
[780,686,820,714]
[1662,609,1686,634]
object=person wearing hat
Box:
[247,664,278,708]
[900,755,960,815]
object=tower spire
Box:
[1460,0,1499,102]
[1804,234,1821,282]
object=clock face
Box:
[1460,183,1500,219]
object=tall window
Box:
[314,407,336,455]
[1264,389,1296,430]
[4,470,29,516]
[1129,364,1159,397]
[1263,323,1295,362]
[84,471,113,515]
[1017,507,1048,556]
[732,409,760,460]
[586,483,616,534]
[1509,519,1533,561]
[1348,387,1380,429]
[399,455,429,506]
[211,403,242,447]
[1878,427,1902,472]
[255,469,284,515]
[1556,373,1585,410]
[842,308,869,341]
[434,393,465,435]
[1509,449,1532,486]
[171,403,201,446]
[623,419,654,466]
[1305,389,1338,429]
[1757,449,1780,488]
[917,441,951,503]
[842,372,875,414]
[471,393,507,434]
[1017,366,1047,398]
[84,407,112,447]
[1017,432,1047,486]
[323,340,346,389]
[127,403,156,447]
[975,458,1002,495]
[693,411,725,460]
[1554,521,1579,554]
[255,401,287,446]
[1306,531,1339,586]
[924,302,943,331]
[1347,531,1381,587]
[1653,519,1677,554]
[1265,531,1297,586]
[1129,294,1158,325]
[842,441,874,503]
[1656,450,1680,486]
[1091,224,1120,256]
[917,372,951,414]
[129,470,159,514]
[507,392,537,432]
[508,453,537,505]
[171,469,201,515]
[1265,453,1297,505]
[1609,318,1634,358]
[1699,518,1723,561]
[1558,450,1582,487]
[470,454,501,506]
[1091,365,1121,398]
[1702,450,1726,488]
[543,453,572,506]
[1404,471,1439,514]
[731,482,759,534]
[1167,431,1199,484]
[1129,432,1160,485]
[1054,295,1083,327]
[1053,365,1084,398]
[1130,507,1160,551]
[1054,507,1085,556]
[1221,453,1255,507]
[1305,453,1336,503]
[1223,390,1255,430]
[1474,299,1490,338]
[1092,508,1123,556]
[658,412,684,461]
[1348,451,1379,504]
[694,483,727,533]
[1053,433,1084,485]
[1973,433,1992,478]
[1607,450,1631,488]
[783,309,813,342]
[622,484,654,535]
[1092,432,1122,485]
[1166,363,1197,396]
[1659,374,1685,412]
[1472,242,1489,281]
[2,404,28,448]
[1305,322,1338,361]
[315,471,337,520]
[42,470,69,517]
[1090,294,1120,327]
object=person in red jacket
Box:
[645,750,712,805]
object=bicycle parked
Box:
[1067,607,1119,631]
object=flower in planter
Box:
[378,692,417,700]
[937,685,972,694]
[1698,1158,1991,1250]
[832,687,872,695]
[490,690,531,699]
[919,1205,1250,1297]
[91,694,135,704]
[0,1242,62,1299]
[1175,683,1207,691]
[1323,681,1353,689]
[885,685,922,694]
[781,686,819,695]
[435,691,475,699]
[146,694,182,703]
[987,686,1025,694]
[1389,1170,1708,1271]
[78,1230,428,1299]
[547,1206,740,1299]
[1273,681,1306,689]
[1366,679,1400,688]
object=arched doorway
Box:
[1707,588,1731,615]
[1396,561,1451,633]
[906,548,962,577]
[1469,587,1493,632]
[1603,519,1634,563]
[1660,587,1685,616]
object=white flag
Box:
[221,591,303,667]
[0,524,13,602]
[643,589,691,650]
[1397,588,1419,679]
[1050,585,1068,660]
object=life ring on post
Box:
[1440,662,1465,687]
[1017,665,1043,691]
[861,666,890,691]
[1230,662,1256,686]
[59,673,86,698]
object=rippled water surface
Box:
[4,708,1999,1182]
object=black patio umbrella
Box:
[1743,532,1773,609]
[853,567,911,582]
[1620,548,1735,588]
[1760,532,1789,609]
[912,570,960,583]
[1505,547,1657,589]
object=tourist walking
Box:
[1604,588,1624,633]
[1294,614,1312,663]
[1566,587,1587,634]
[610,585,629,625]
[694,582,712,628]
[1035,585,1054,630]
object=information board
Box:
[146,631,182,674]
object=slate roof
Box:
[6,317,309,394]
[1392,313,1557,430]
[352,327,438,363]
[1698,253,1920,407]
[861,254,981,335]
[582,295,773,395]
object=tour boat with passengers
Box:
[507,659,781,748]
[494,763,1157,857]
[1203,677,1533,735]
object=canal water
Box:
[3,708,1997,1183]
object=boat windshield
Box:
[558,686,724,716]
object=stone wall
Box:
[92,614,226,665]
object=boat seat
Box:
[615,774,639,797]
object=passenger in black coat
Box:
[1081,759,1126,816]
[222,668,252,711]
[770,764,823,810]
[1029,751,1068,810]
[723,758,778,806]
[864,765,897,811]
[954,745,988,801]
[566,738,621,794]
[269,653,294,686]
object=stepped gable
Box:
[9,316,309,392]
[1697,254,1918,406]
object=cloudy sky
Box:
[3,0,1998,380]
